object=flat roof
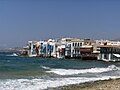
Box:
[97,45,120,49]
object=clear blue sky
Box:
[0,0,120,48]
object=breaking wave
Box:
[7,53,18,56]
[41,66,50,70]
[0,76,120,90]
[47,65,120,75]
[0,65,120,90]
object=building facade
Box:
[23,38,120,61]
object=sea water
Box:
[0,52,120,90]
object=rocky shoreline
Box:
[50,78,120,90]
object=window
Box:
[73,43,74,46]
[78,43,79,47]
[75,43,77,47]
[80,43,82,46]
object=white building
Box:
[47,39,58,57]
[60,38,84,58]
[27,41,40,57]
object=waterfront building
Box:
[39,40,46,56]
[95,40,120,61]
[23,38,120,62]
[60,38,72,58]
[46,39,58,57]
[97,45,120,61]
[20,46,29,56]
[56,44,65,58]
[60,38,84,58]
[80,45,98,60]
[27,41,40,57]
[79,39,99,60]
[27,39,58,57]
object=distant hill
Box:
[0,47,22,52]
[113,38,120,41]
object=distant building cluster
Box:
[21,38,120,61]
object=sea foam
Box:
[41,66,50,70]
[0,65,120,90]
[0,76,120,90]
[46,65,120,75]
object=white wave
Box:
[0,76,120,90]
[41,66,50,69]
[7,53,18,56]
[47,65,120,75]
[108,65,120,70]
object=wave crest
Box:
[46,65,120,75]
[41,66,50,70]
[0,76,120,90]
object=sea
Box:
[0,52,120,90]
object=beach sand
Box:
[52,78,120,90]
